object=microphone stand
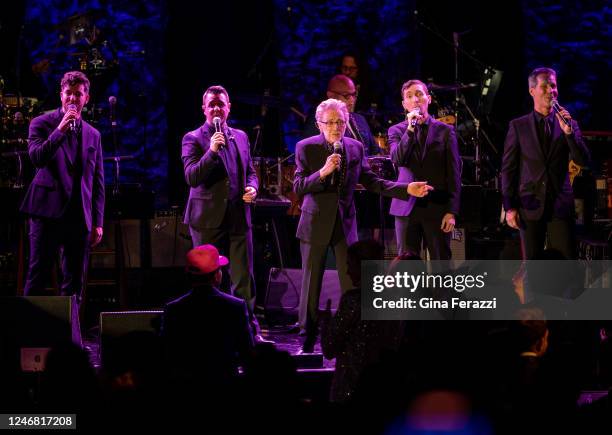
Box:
[458,96,498,184]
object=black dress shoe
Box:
[287,323,307,335]
[301,335,316,353]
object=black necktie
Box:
[336,148,346,191]
[541,117,552,155]
[414,124,426,162]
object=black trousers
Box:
[24,214,90,299]
[298,213,353,333]
[520,217,575,260]
[395,214,451,260]
[189,205,255,309]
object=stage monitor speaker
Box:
[90,219,141,268]
[99,310,163,338]
[264,268,342,325]
[0,296,81,348]
[99,310,163,360]
[149,211,192,267]
[451,227,467,265]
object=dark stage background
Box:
[1,0,610,207]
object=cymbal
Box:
[427,82,478,92]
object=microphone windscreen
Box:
[213,116,221,132]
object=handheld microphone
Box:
[67,104,77,132]
[108,96,117,128]
[408,107,421,128]
[330,141,343,185]
[212,116,224,149]
[551,99,570,127]
[213,116,222,133]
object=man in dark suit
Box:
[182,85,261,334]
[160,244,254,385]
[302,75,379,156]
[389,79,461,259]
[501,67,590,259]
[294,98,432,352]
[20,71,105,300]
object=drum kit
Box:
[0,90,39,188]
[1,10,126,189]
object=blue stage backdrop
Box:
[272,0,419,153]
[21,0,610,207]
[522,0,612,129]
[24,0,169,204]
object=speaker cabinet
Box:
[0,296,81,347]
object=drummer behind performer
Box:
[294,97,432,353]
[388,79,461,259]
[302,75,379,156]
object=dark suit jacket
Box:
[388,118,461,218]
[182,124,258,230]
[160,285,254,380]
[501,112,590,221]
[294,134,408,245]
[302,112,379,156]
[20,108,105,231]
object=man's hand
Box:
[406,110,424,133]
[58,107,80,133]
[91,226,103,247]
[506,209,520,229]
[243,186,257,203]
[407,181,433,197]
[441,213,456,233]
[210,132,226,152]
[555,105,573,135]
[319,153,341,179]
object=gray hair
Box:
[315,98,349,122]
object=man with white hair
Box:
[293,98,433,352]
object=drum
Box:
[436,105,456,125]
[367,156,396,180]
[374,133,389,155]
[253,156,278,191]
[281,162,302,216]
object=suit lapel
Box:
[55,109,75,168]
[82,122,95,170]
[228,127,246,175]
[202,125,228,171]
[421,119,434,161]
[548,117,563,158]
[528,115,546,161]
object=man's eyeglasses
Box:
[318,120,346,127]
[329,90,358,100]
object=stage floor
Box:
[83,324,336,371]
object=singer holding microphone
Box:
[181,85,264,339]
[502,67,590,259]
[389,79,461,259]
[294,98,433,352]
[20,71,105,301]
